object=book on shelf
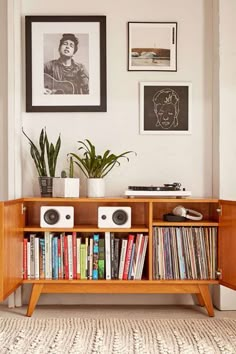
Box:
[128,243,135,280]
[89,237,94,280]
[39,237,45,279]
[27,241,31,279]
[136,235,148,280]
[67,234,73,280]
[85,237,89,279]
[105,232,111,280]
[34,236,40,280]
[110,232,115,279]
[80,243,87,280]
[76,237,81,279]
[52,236,58,280]
[113,238,120,279]
[92,234,99,280]
[98,237,105,279]
[30,234,36,279]
[63,234,69,280]
[118,239,128,280]
[132,233,143,280]
[72,232,77,279]
[123,234,135,280]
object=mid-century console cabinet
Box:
[0,197,236,317]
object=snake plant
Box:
[68,139,135,178]
[22,127,61,177]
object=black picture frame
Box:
[140,82,192,134]
[25,16,107,112]
[128,22,177,72]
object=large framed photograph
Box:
[140,82,192,134]
[25,16,106,112]
[128,22,177,71]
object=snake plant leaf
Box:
[22,127,61,178]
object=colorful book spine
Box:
[34,237,40,280]
[39,238,45,279]
[114,238,120,279]
[30,234,36,279]
[128,243,136,280]
[123,234,135,280]
[52,236,59,280]
[85,237,89,279]
[72,232,77,279]
[110,233,115,279]
[118,239,128,280]
[92,234,99,280]
[98,238,105,279]
[27,241,31,279]
[60,233,64,279]
[105,232,111,280]
[89,238,94,280]
[76,237,81,279]
[67,234,73,280]
[80,243,86,279]
[63,235,69,280]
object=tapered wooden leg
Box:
[198,285,215,317]
[27,284,44,317]
[195,293,205,307]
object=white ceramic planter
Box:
[53,178,80,198]
[87,178,105,198]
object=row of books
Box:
[153,227,217,280]
[23,232,148,281]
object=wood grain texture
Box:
[218,200,236,290]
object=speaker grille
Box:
[44,209,60,225]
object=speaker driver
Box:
[43,208,60,225]
[112,209,128,225]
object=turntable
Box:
[125,183,191,198]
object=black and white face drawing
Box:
[153,89,180,130]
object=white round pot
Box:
[87,178,105,198]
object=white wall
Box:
[0,0,8,200]
[17,0,214,306]
[21,0,213,199]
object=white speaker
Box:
[40,206,74,228]
[172,205,203,221]
[98,206,131,228]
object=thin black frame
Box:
[25,16,107,112]
[128,22,177,72]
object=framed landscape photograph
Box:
[25,16,107,112]
[140,82,192,134]
[128,22,177,71]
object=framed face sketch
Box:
[140,82,192,134]
[25,16,107,112]
[128,22,177,71]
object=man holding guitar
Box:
[44,33,89,95]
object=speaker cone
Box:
[44,208,60,225]
[112,209,128,225]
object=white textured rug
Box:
[0,318,236,353]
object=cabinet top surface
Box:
[6,197,220,203]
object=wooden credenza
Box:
[0,197,235,317]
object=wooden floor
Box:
[0,304,236,319]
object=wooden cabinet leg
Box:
[195,293,205,307]
[198,285,215,317]
[27,284,44,317]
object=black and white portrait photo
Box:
[140,82,191,134]
[25,16,107,112]
[44,33,89,95]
